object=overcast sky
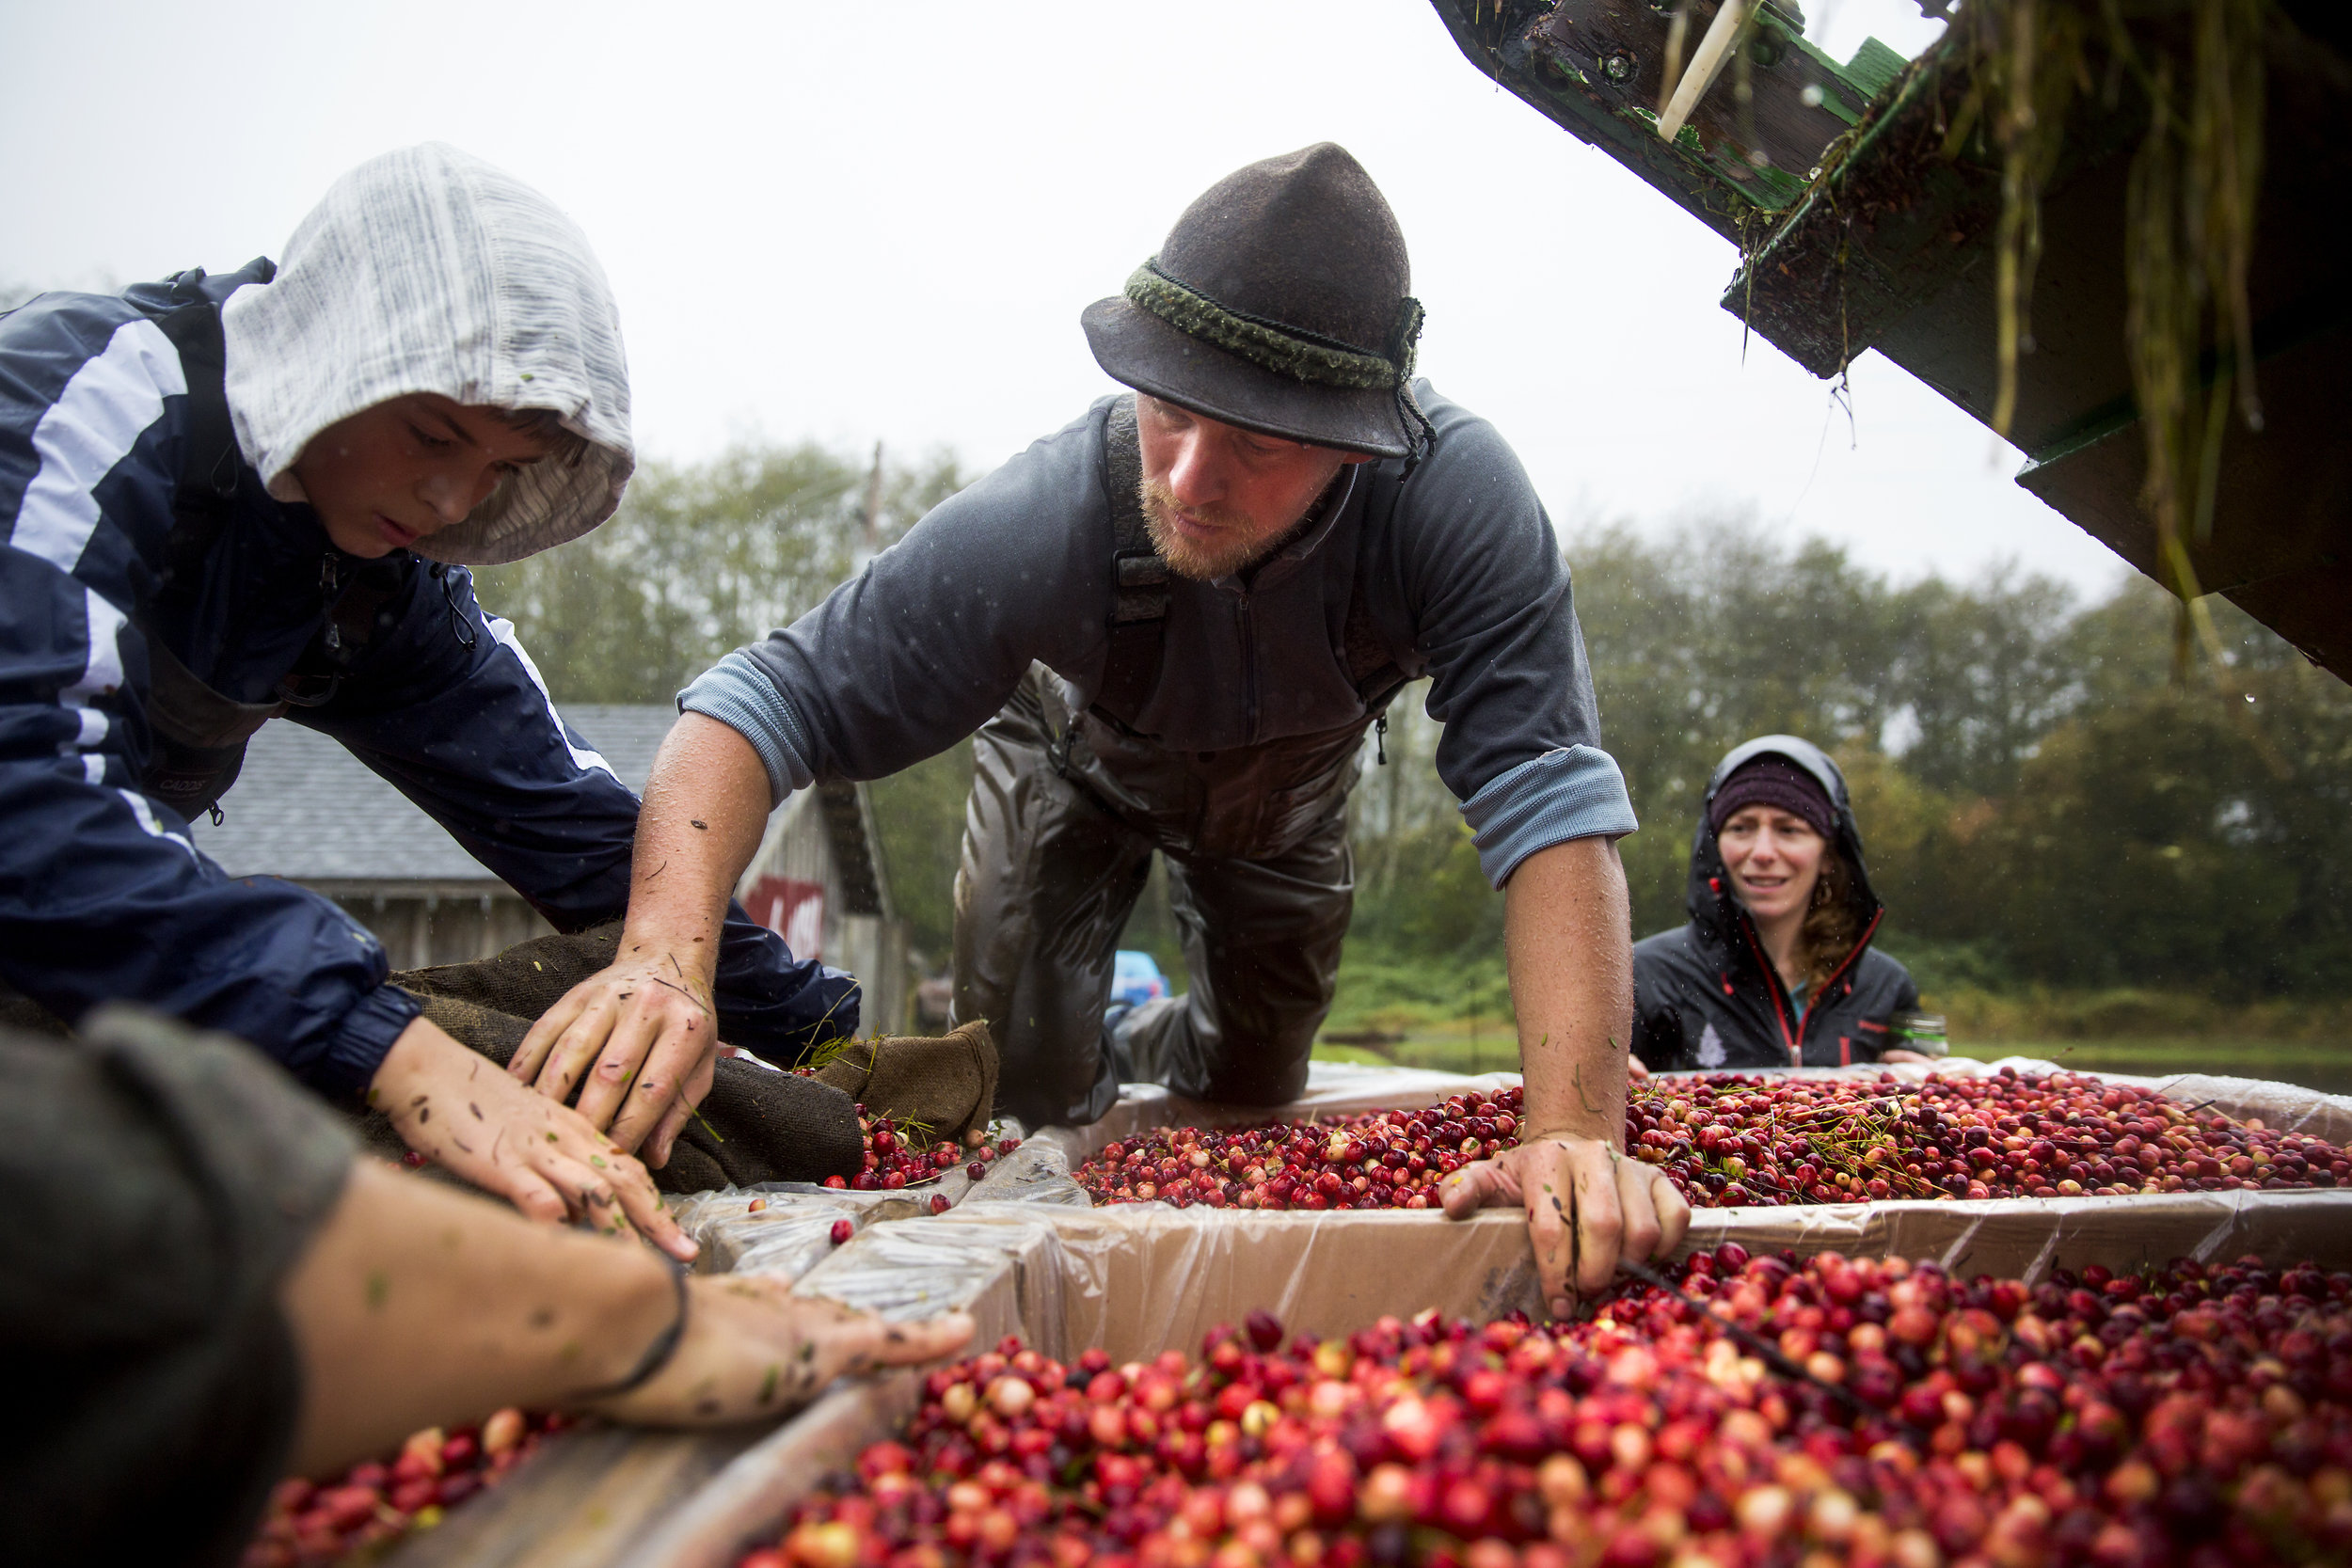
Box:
[1,0,2130,598]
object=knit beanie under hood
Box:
[1708,756,1837,840]
[219,143,634,565]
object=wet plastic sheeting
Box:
[672,1190,870,1279]
[672,1167,984,1281]
[791,1208,1073,1353]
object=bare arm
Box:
[617,713,774,965]
[282,1158,973,1476]
[510,713,773,1164]
[1504,835,1635,1143]
[1440,837,1688,1316]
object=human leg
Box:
[950,677,1154,1129]
[1116,800,1353,1106]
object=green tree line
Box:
[483,439,2352,1006]
[1355,519,2352,1006]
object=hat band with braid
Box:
[1123,258,1434,463]
[1124,260,1422,390]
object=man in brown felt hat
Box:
[533,144,1688,1312]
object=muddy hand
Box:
[510,947,719,1164]
[580,1278,975,1426]
[1439,1132,1689,1321]
[371,1016,695,1262]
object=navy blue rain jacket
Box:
[0,265,856,1096]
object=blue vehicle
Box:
[1111,949,1169,1009]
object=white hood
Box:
[221,143,633,565]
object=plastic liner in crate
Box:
[619,1199,1531,1568]
[957,1184,2352,1356]
[670,1189,882,1279]
[792,1208,1077,1352]
[671,1121,1040,1275]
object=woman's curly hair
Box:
[1797,844,1865,989]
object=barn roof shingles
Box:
[193,705,678,883]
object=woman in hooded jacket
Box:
[1629,736,1925,1072]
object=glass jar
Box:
[1888,1011,1948,1057]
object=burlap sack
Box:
[387,928,864,1192]
[815,1020,1000,1146]
[393,920,635,1021]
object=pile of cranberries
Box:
[821,1111,1024,1195]
[1071,1071,2349,1212]
[242,1409,564,1566]
[742,1248,2352,1568]
[1634,1069,2349,1209]
[1074,1092,1521,1209]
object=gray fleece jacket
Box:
[682,383,1636,884]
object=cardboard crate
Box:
[480,1056,2352,1568]
[620,1169,2352,1568]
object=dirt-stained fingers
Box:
[511,983,598,1085]
[580,1279,976,1427]
[1565,1142,1626,1300]
[638,1048,717,1169]
[606,1025,718,1159]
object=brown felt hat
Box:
[1081,143,1427,460]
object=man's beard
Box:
[1138,477,1287,582]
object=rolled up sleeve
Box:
[1460,744,1640,887]
[677,650,818,807]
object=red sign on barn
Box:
[747,876,825,959]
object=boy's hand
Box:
[580,1282,975,1426]
[508,948,719,1167]
[371,1017,696,1262]
[1438,1131,1689,1319]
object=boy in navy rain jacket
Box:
[0,144,850,1253]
